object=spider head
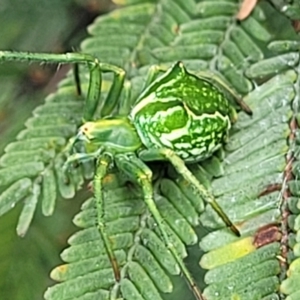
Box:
[75,118,142,153]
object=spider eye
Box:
[82,127,88,134]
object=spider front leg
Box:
[115,154,204,300]
[139,148,240,236]
[62,149,102,173]
[0,51,125,121]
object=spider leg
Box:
[73,63,81,96]
[115,153,204,300]
[99,65,125,118]
[0,51,125,121]
[62,147,120,281]
[62,148,102,173]
[141,64,168,90]
[139,148,240,236]
[94,153,121,282]
[118,80,132,116]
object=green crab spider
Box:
[0,51,252,299]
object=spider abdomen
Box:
[131,62,233,162]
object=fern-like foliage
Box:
[1,0,300,299]
[269,0,300,21]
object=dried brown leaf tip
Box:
[292,20,300,33]
[236,0,258,21]
[253,224,281,248]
